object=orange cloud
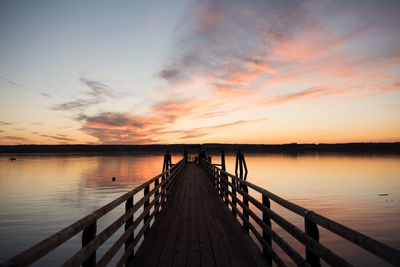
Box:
[264,87,346,106]
[247,61,278,74]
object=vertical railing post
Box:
[220,151,228,207]
[222,170,228,206]
[154,177,160,217]
[239,152,243,181]
[213,166,217,187]
[305,212,321,267]
[125,196,134,258]
[242,181,249,234]
[237,151,249,234]
[82,219,96,267]
[231,175,237,218]
[221,150,226,171]
[161,151,171,208]
[217,168,221,197]
[219,170,223,200]
[262,195,272,265]
[144,184,150,236]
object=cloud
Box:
[75,104,268,144]
[77,112,158,144]
[0,136,27,141]
[51,0,400,144]
[0,76,19,86]
[265,87,344,105]
[79,76,114,99]
[0,120,13,126]
[158,118,268,141]
[160,0,400,99]
[40,134,75,142]
[158,0,316,89]
[40,92,52,98]
[53,99,101,111]
[158,68,182,83]
[52,75,114,111]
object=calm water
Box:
[0,153,399,266]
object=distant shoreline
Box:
[1,143,399,154]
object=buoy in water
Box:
[112,177,116,181]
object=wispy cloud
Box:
[0,76,19,86]
[0,136,27,141]
[40,92,52,98]
[52,75,114,111]
[265,87,345,105]
[75,106,268,144]
[40,134,75,142]
[77,112,157,144]
[159,118,268,141]
[0,120,13,126]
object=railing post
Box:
[262,195,272,265]
[305,212,321,267]
[154,177,160,217]
[213,165,217,187]
[237,151,249,234]
[144,185,150,236]
[242,182,249,234]
[231,175,237,218]
[222,170,228,207]
[239,152,243,180]
[125,197,134,258]
[217,168,221,197]
[220,151,228,207]
[219,170,223,200]
[221,150,226,171]
[183,149,187,162]
[82,220,96,267]
[161,151,171,208]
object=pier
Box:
[2,151,400,267]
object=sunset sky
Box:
[0,0,399,145]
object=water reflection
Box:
[0,153,399,266]
[0,153,167,265]
[217,153,400,266]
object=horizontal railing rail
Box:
[199,157,400,267]
[2,158,186,267]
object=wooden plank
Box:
[187,168,201,267]
[172,166,189,267]
[196,169,216,267]
[197,168,231,267]
[129,163,270,267]
[207,176,266,267]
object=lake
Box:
[0,153,399,266]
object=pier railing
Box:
[199,157,400,267]
[2,158,186,267]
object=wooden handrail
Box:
[217,170,348,266]
[2,158,185,267]
[199,158,400,267]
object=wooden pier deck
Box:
[129,163,269,267]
